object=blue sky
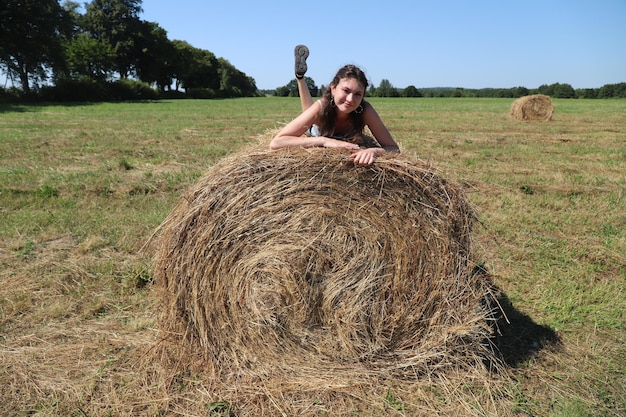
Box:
[145,0,625,90]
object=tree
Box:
[537,84,552,96]
[0,0,72,92]
[171,40,219,91]
[83,0,144,78]
[613,82,626,98]
[374,79,399,97]
[275,77,317,97]
[62,0,84,30]
[512,86,530,97]
[402,85,422,97]
[452,87,465,97]
[134,21,176,90]
[553,83,576,98]
[599,83,626,98]
[575,88,596,99]
[217,58,257,97]
[538,82,576,98]
[274,86,290,97]
[62,34,116,81]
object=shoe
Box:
[294,45,309,79]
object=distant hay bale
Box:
[152,146,498,384]
[510,94,554,121]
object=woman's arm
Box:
[363,103,400,153]
[269,102,360,151]
[348,103,399,165]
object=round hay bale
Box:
[510,94,554,121]
[152,147,496,381]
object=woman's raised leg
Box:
[294,45,313,111]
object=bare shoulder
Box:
[362,100,382,119]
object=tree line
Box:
[0,0,259,101]
[274,79,626,99]
[2,0,624,102]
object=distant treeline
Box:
[2,0,623,102]
[409,82,626,99]
[271,78,626,99]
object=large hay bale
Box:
[152,147,496,383]
[510,94,554,121]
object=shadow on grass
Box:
[0,100,168,114]
[0,101,100,113]
[491,289,561,367]
[472,265,560,369]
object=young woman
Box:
[270,45,400,166]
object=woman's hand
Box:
[350,148,381,166]
[321,137,360,150]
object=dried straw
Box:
[510,94,554,121]
[151,146,499,388]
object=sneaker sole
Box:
[294,45,309,78]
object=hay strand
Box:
[510,94,554,121]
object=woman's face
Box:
[331,77,365,113]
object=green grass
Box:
[1,97,624,416]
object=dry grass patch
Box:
[1,98,624,416]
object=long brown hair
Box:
[319,65,369,142]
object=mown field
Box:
[0,97,624,416]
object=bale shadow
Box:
[494,291,561,367]
[477,267,561,368]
